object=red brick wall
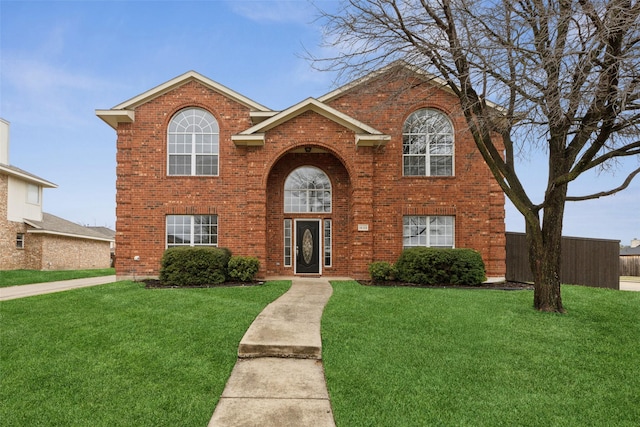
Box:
[114,70,505,280]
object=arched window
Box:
[284,166,331,213]
[168,108,219,176]
[403,109,454,176]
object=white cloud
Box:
[227,0,317,24]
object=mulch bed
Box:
[141,278,533,290]
[141,279,264,289]
[357,280,534,290]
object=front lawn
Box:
[0,268,116,287]
[323,282,640,426]
[0,280,290,426]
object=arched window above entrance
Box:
[284,166,332,213]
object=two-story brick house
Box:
[97,62,505,280]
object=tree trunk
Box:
[526,185,566,313]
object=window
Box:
[403,109,454,176]
[168,108,219,176]
[166,215,218,247]
[284,219,292,267]
[284,166,331,213]
[324,219,332,267]
[26,184,40,205]
[16,233,24,249]
[403,216,454,248]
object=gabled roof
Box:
[318,60,504,112]
[231,97,390,147]
[25,213,114,242]
[0,163,57,188]
[96,71,273,129]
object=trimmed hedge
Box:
[368,261,397,283]
[395,247,486,285]
[228,256,260,282]
[159,247,232,286]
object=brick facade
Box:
[102,65,506,280]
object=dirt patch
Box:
[358,280,534,290]
[140,279,264,289]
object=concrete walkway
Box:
[0,276,117,301]
[208,277,339,427]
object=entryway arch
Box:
[265,150,351,276]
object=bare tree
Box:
[312,0,640,312]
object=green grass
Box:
[0,280,290,426]
[0,268,116,287]
[323,282,640,426]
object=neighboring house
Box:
[0,118,114,271]
[97,62,506,280]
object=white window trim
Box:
[26,184,41,205]
[324,219,332,267]
[16,233,25,249]
[284,166,332,213]
[284,219,292,267]
[403,215,455,249]
[402,109,455,177]
[166,215,218,248]
[167,108,219,177]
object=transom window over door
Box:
[403,109,454,176]
[284,166,332,213]
[168,108,219,176]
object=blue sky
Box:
[1,0,638,245]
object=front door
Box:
[295,220,320,274]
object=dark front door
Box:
[296,220,320,274]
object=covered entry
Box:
[265,151,351,277]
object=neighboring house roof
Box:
[231,97,391,147]
[0,162,57,188]
[87,226,116,240]
[96,70,273,129]
[620,247,640,256]
[25,213,115,242]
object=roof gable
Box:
[231,97,390,147]
[96,71,272,129]
[318,60,504,113]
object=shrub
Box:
[227,256,260,282]
[395,247,486,285]
[368,261,397,282]
[159,247,231,286]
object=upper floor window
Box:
[403,109,454,176]
[168,108,219,176]
[26,184,40,205]
[284,166,331,213]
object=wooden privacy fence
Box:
[620,255,640,276]
[506,232,620,290]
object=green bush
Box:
[227,256,260,282]
[368,261,397,282]
[395,247,486,285]
[159,247,232,286]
